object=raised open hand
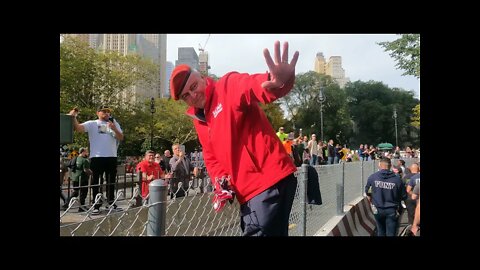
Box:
[261,41,299,89]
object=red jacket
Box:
[186,72,297,204]
[137,160,162,198]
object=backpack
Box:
[67,156,77,172]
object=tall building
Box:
[198,50,210,76]
[175,47,199,70]
[98,34,167,101]
[314,52,350,88]
[165,61,174,98]
[99,34,137,55]
[88,34,101,49]
[314,52,326,74]
[62,34,99,49]
[159,35,167,98]
[136,34,167,98]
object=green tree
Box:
[411,103,420,128]
[345,81,419,148]
[281,71,352,145]
[260,102,286,131]
[378,34,420,78]
[282,71,327,135]
[323,83,353,146]
[152,98,197,146]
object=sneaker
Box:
[107,204,123,212]
[92,209,100,215]
[61,203,69,210]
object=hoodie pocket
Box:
[241,145,260,172]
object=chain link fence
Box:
[60,158,419,236]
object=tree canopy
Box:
[378,34,420,79]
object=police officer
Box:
[365,157,407,236]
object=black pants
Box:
[67,176,89,206]
[60,187,67,203]
[90,157,117,208]
[169,177,189,199]
[240,174,297,236]
[405,197,417,224]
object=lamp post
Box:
[393,108,398,148]
[150,97,156,149]
[318,83,326,143]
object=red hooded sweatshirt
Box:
[186,72,297,204]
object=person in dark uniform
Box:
[365,157,407,236]
[65,147,92,212]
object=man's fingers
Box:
[263,41,299,88]
[282,41,289,63]
[274,40,281,64]
[263,48,275,71]
[290,51,299,68]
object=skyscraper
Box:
[62,34,99,49]
[165,61,174,98]
[136,34,167,98]
[175,47,199,70]
[314,52,326,74]
[198,50,210,76]
[100,34,137,55]
[314,52,350,88]
[98,34,167,100]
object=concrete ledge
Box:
[314,196,375,236]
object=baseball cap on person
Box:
[97,105,111,113]
[79,147,87,154]
[170,64,191,100]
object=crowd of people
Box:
[275,126,419,167]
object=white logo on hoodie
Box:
[212,103,223,118]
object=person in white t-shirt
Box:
[69,105,124,214]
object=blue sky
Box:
[167,34,420,99]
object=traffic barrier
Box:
[321,197,376,236]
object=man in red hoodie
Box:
[170,41,299,236]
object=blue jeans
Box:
[373,207,399,236]
[328,157,334,165]
[334,156,339,164]
[310,155,318,166]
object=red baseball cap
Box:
[170,64,191,100]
